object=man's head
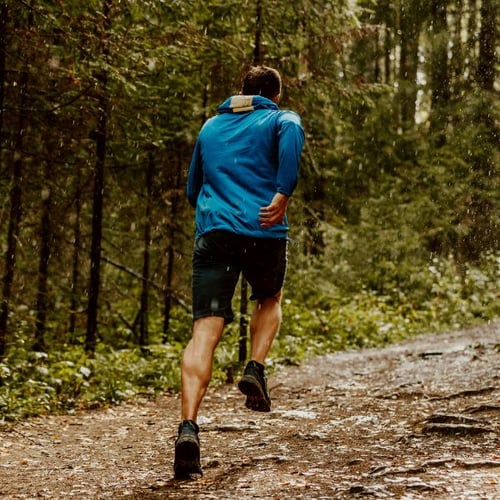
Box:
[241,66,282,102]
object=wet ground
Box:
[1,322,499,499]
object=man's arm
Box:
[259,112,305,228]
[259,192,289,227]
[276,111,305,197]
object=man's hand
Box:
[259,193,289,228]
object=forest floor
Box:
[1,322,499,499]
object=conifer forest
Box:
[0,0,498,419]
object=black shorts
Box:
[192,230,288,324]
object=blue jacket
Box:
[186,95,305,238]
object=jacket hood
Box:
[217,95,279,114]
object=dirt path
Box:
[1,322,499,499]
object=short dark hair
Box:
[241,66,282,99]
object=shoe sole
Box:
[238,375,271,412]
[174,440,202,479]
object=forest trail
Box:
[1,322,499,499]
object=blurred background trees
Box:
[0,0,497,417]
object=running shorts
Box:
[192,230,288,324]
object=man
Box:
[174,65,305,479]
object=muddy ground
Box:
[1,322,499,499]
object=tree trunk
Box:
[69,163,82,342]
[466,0,479,88]
[476,0,496,90]
[0,2,7,146]
[0,131,22,357]
[399,1,420,128]
[139,152,154,347]
[384,24,392,84]
[86,0,111,355]
[450,0,464,86]
[373,0,395,84]
[0,2,30,356]
[33,162,52,351]
[238,279,248,363]
[429,0,450,139]
[162,243,175,341]
[86,99,107,354]
[162,146,182,341]
[0,2,9,357]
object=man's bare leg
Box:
[238,291,282,412]
[181,316,225,422]
[174,316,224,479]
[249,291,282,363]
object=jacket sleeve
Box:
[186,138,203,208]
[276,111,305,197]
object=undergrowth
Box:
[0,252,498,421]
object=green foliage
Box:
[0,341,182,421]
[0,250,497,421]
[269,248,500,368]
[421,252,500,329]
